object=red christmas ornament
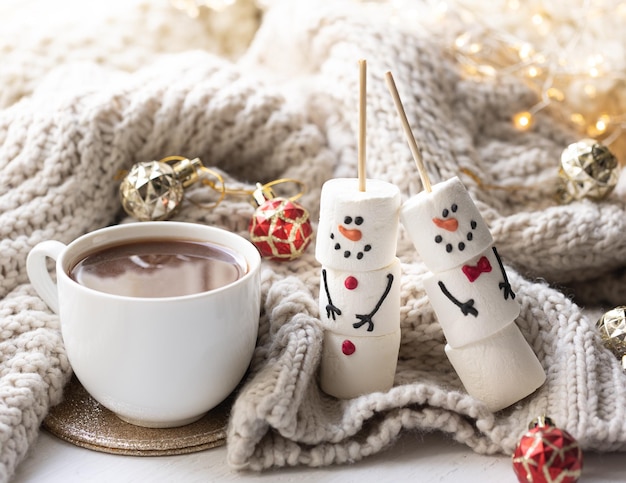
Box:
[248,184,313,261]
[512,416,583,483]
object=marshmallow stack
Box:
[401,177,545,411]
[316,178,401,399]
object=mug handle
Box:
[26,240,67,314]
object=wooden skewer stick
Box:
[358,59,367,192]
[384,71,432,193]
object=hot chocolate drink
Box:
[69,239,245,298]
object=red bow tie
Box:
[462,256,492,282]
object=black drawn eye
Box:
[446,244,453,253]
[355,216,363,225]
[451,203,458,212]
[344,216,353,224]
[470,220,477,229]
[435,235,442,243]
[458,242,465,251]
[364,244,372,251]
[442,208,449,218]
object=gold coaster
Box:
[43,376,230,456]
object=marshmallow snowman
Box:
[401,176,545,411]
[316,178,401,399]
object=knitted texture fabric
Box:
[2,0,626,480]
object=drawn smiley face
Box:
[330,215,372,260]
[432,202,478,254]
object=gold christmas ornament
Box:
[119,157,205,221]
[596,306,626,371]
[557,139,619,203]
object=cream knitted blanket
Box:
[2,0,626,480]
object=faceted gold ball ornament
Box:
[596,306,626,370]
[120,157,205,221]
[119,160,184,221]
[558,139,619,203]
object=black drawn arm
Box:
[438,281,478,317]
[492,246,515,301]
[322,268,342,320]
[353,273,394,332]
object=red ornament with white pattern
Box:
[248,184,312,261]
[512,416,583,483]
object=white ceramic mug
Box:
[27,221,261,428]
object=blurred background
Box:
[3,0,626,161]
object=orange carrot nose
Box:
[433,217,458,231]
[338,225,362,241]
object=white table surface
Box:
[12,426,626,482]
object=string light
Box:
[171,0,626,162]
[513,111,533,131]
[431,0,626,162]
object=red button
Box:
[344,276,358,290]
[342,340,356,355]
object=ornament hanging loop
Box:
[191,165,227,211]
[251,178,306,207]
[160,155,203,188]
[161,155,228,209]
[252,182,276,206]
[528,415,554,430]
